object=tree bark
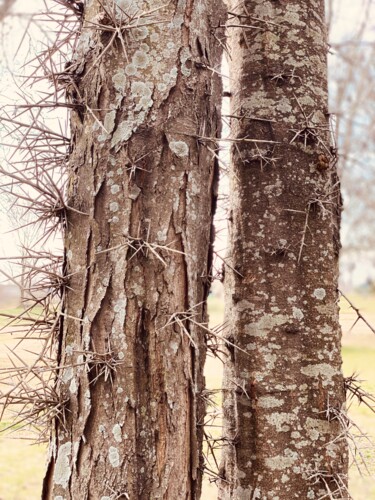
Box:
[220,1,348,499]
[42,1,223,498]
[0,0,15,22]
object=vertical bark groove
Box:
[42,1,224,498]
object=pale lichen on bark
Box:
[220,0,347,499]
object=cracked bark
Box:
[219,1,348,499]
[42,1,224,498]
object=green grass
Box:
[0,306,45,328]
[0,307,24,328]
[343,346,375,394]
[0,432,47,500]
[342,344,375,498]
[0,422,9,432]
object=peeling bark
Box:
[220,1,348,499]
[42,1,224,498]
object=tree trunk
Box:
[42,1,223,498]
[220,1,348,499]
[0,0,15,22]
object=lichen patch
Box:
[313,288,326,300]
[169,140,189,157]
[301,363,337,381]
[108,446,120,467]
[258,395,284,408]
[112,424,122,443]
[245,313,289,338]
[104,111,116,135]
[266,412,296,432]
[292,307,304,320]
[53,442,72,489]
[265,450,298,470]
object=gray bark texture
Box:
[219,1,348,499]
[42,1,224,498]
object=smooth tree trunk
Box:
[42,1,223,498]
[220,1,348,499]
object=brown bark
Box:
[220,1,348,499]
[0,0,15,22]
[42,1,223,498]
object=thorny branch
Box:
[163,303,248,358]
[340,291,375,335]
[0,0,83,440]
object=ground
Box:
[0,295,374,499]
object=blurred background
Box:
[0,0,374,498]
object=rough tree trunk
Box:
[42,1,223,498]
[220,1,348,499]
